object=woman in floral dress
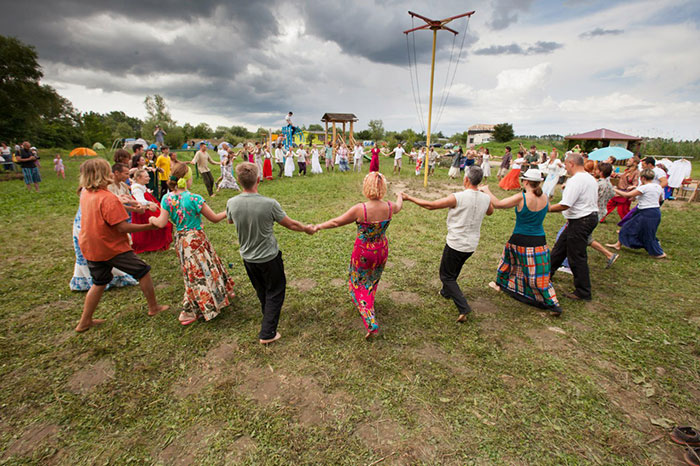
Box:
[315,172,403,339]
[150,163,235,325]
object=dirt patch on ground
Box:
[19,300,74,325]
[330,278,346,287]
[355,418,404,457]
[399,258,416,268]
[376,279,393,292]
[158,424,221,465]
[225,435,256,463]
[523,327,575,352]
[239,367,352,426]
[66,359,115,394]
[172,340,240,399]
[155,282,171,290]
[389,291,422,306]
[289,278,316,292]
[2,423,59,459]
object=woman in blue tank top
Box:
[479,168,562,316]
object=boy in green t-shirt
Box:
[226,162,315,344]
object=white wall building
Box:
[467,124,495,145]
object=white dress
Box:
[541,159,565,197]
[481,153,491,177]
[284,151,295,177]
[311,149,323,174]
[218,166,240,190]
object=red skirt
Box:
[499,168,521,190]
[263,158,273,180]
[369,154,379,172]
[131,192,173,254]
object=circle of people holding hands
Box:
[71,135,669,345]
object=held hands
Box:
[303,224,319,235]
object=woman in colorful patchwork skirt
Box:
[150,163,235,325]
[480,168,562,316]
[314,172,403,339]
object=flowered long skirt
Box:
[348,237,388,334]
[175,228,235,320]
[496,241,560,311]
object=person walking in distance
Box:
[187,142,221,197]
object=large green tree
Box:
[367,119,385,141]
[492,123,515,143]
[0,35,51,141]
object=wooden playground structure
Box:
[322,113,358,147]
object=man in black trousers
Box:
[549,152,599,301]
[226,162,315,344]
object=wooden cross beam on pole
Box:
[403,10,475,187]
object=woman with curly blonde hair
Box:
[314,172,403,339]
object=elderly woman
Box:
[314,172,403,339]
[606,169,666,259]
[480,168,562,316]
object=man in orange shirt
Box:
[76,158,169,332]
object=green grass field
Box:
[1,152,699,465]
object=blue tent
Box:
[148,143,159,150]
[182,143,189,149]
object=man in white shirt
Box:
[296,144,308,176]
[391,143,405,174]
[353,143,364,172]
[549,152,599,301]
[402,166,494,321]
[274,143,285,177]
[285,112,293,127]
[641,157,668,188]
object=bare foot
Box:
[605,243,620,250]
[456,314,468,323]
[653,254,668,259]
[488,281,501,292]
[260,332,281,345]
[148,304,170,316]
[75,318,106,333]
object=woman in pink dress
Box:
[369,145,381,172]
[314,172,403,339]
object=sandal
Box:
[671,426,700,446]
[179,312,198,326]
[684,447,700,466]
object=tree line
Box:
[3,35,697,157]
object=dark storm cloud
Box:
[579,28,624,39]
[0,0,494,125]
[487,0,535,30]
[474,41,563,55]
[300,0,478,65]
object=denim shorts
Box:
[22,167,41,184]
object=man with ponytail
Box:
[226,162,316,344]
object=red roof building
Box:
[565,128,641,150]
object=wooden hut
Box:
[321,113,358,147]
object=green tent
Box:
[92,142,106,150]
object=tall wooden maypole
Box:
[403,10,475,187]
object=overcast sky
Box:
[4,0,700,139]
